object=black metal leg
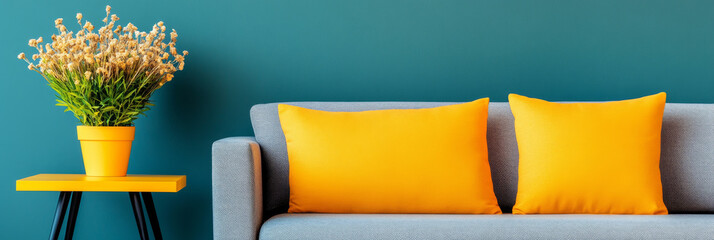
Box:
[141,192,163,240]
[64,192,82,240]
[129,192,149,240]
[49,192,71,240]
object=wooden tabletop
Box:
[16,174,186,192]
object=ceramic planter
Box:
[76,126,135,177]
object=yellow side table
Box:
[17,174,186,240]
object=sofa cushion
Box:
[509,93,668,214]
[252,102,514,217]
[278,99,501,214]
[259,213,714,240]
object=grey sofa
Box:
[213,102,714,240]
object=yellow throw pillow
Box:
[509,93,668,214]
[279,99,501,214]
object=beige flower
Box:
[20,5,186,89]
[83,22,94,31]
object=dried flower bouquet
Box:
[18,5,187,126]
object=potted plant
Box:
[18,6,187,176]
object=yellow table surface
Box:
[16,174,186,192]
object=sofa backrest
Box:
[250,102,714,217]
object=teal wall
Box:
[1,0,713,239]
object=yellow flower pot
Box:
[77,126,135,177]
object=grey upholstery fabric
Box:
[660,104,714,212]
[212,137,263,240]
[259,213,714,240]
[250,102,714,215]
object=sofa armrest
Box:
[212,137,262,240]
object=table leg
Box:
[64,192,82,240]
[49,191,71,240]
[129,192,149,240]
[141,192,163,240]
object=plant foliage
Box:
[18,5,187,126]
